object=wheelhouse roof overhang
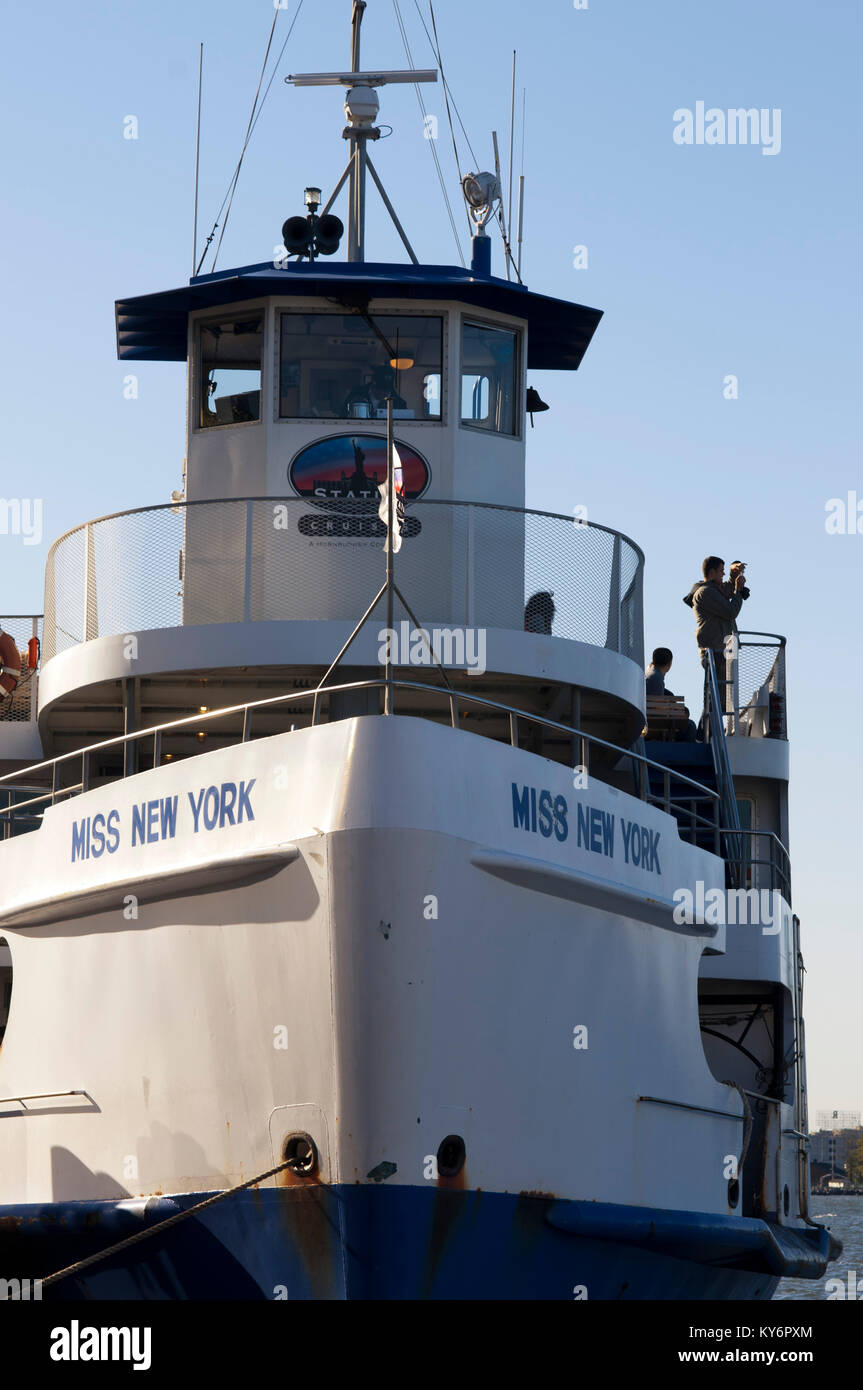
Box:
[115,260,603,370]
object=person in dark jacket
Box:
[645,647,697,741]
[683,556,748,714]
[524,591,555,634]
[683,556,747,662]
[645,646,673,696]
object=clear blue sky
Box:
[1,0,860,1121]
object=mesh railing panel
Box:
[0,616,42,723]
[43,499,644,666]
[45,523,86,659]
[736,635,786,738]
[92,509,185,640]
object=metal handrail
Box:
[636,1095,746,1122]
[0,676,721,846]
[704,650,744,879]
[742,1090,784,1107]
[717,826,792,901]
[0,1090,94,1110]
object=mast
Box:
[286,4,435,264]
[348,1,367,262]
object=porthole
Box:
[0,938,12,1047]
[437,1134,466,1178]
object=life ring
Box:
[0,630,21,695]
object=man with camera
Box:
[683,556,750,715]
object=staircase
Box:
[640,651,743,881]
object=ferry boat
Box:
[0,2,840,1300]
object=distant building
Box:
[809,1126,863,1171]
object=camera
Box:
[729,561,750,600]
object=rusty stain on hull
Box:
[276,1165,320,1189]
[274,1185,343,1299]
[417,1163,476,1297]
[511,1191,555,1270]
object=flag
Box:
[378,444,405,553]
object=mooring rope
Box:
[41,1159,296,1289]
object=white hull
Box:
[0,716,739,1212]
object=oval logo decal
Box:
[288,433,430,503]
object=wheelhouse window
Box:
[461,320,519,435]
[279,312,442,421]
[199,315,263,428]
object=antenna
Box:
[516,87,526,279]
[192,43,203,276]
[492,129,513,279]
[286,4,435,263]
[507,51,516,274]
[516,175,524,280]
[351,0,364,70]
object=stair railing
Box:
[704,649,744,885]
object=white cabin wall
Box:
[183,297,529,509]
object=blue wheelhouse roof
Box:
[115,260,603,370]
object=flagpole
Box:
[384,394,395,715]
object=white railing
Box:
[43,499,645,668]
[0,676,718,849]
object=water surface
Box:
[776,1196,863,1299]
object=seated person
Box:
[645,647,698,742]
[524,590,555,634]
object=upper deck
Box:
[37,495,646,758]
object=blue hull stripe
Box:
[0,1186,835,1300]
